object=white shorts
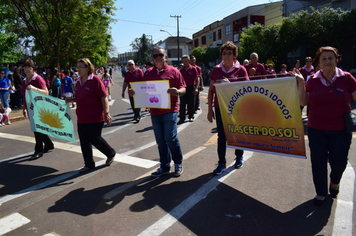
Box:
[65,92,73,98]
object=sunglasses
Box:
[127,64,133,66]
[153,53,164,59]
[306,60,312,62]
[222,52,233,56]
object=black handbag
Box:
[324,75,356,132]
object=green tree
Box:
[239,7,356,68]
[0,5,24,63]
[2,0,115,70]
[191,46,220,66]
[130,34,151,65]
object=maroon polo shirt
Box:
[180,65,198,87]
[21,73,47,110]
[210,61,249,108]
[75,73,107,123]
[245,62,267,80]
[306,68,356,130]
[124,68,144,89]
[144,64,186,115]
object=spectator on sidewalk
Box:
[0,102,11,126]
[0,70,11,110]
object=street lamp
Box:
[160,29,173,37]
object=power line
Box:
[116,18,199,31]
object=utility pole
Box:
[170,15,181,65]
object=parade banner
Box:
[130,80,171,109]
[25,89,76,143]
[214,77,306,158]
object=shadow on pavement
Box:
[47,171,332,235]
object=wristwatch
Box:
[177,91,180,96]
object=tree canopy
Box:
[1,0,116,70]
[239,7,356,68]
[191,46,220,66]
[130,34,152,65]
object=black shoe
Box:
[43,146,54,153]
[329,185,339,198]
[29,152,43,160]
[135,118,141,123]
[313,196,326,206]
[177,120,185,125]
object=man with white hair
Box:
[122,59,143,123]
[244,52,267,80]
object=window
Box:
[218,29,222,39]
[194,39,199,47]
[202,36,206,45]
[213,32,216,41]
[225,25,231,35]
[167,49,182,58]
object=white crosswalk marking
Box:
[0,213,30,236]
[0,132,159,168]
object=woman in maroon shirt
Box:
[207,41,249,175]
[21,59,54,160]
[296,47,356,206]
[66,58,116,173]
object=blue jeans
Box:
[308,127,352,196]
[0,91,10,108]
[215,107,243,164]
[151,112,183,171]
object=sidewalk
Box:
[8,107,25,123]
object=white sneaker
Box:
[6,121,11,125]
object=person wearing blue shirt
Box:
[0,70,11,108]
[62,70,75,107]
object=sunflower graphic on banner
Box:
[25,89,76,143]
[214,77,306,158]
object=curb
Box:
[9,115,26,123]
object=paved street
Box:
[0,71,355,236]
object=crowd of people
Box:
[3,42,356,207]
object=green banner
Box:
[25,89,76,143]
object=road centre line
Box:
[138,151,254,236]
[0,212,30,236]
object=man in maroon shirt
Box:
[129,46,186,178]
[178,55,199,124]
[245,52,267,80]
[190,55,203,112]
[122,60,144,123]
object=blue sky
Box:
[110,0,276,56]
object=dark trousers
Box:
[34,132,53,154]
[179,86,195,121]
[129,96,141,119]
[195,91,200,111]
[215,107,243,164]
[78,122,116,168]
[308,127,352,196]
